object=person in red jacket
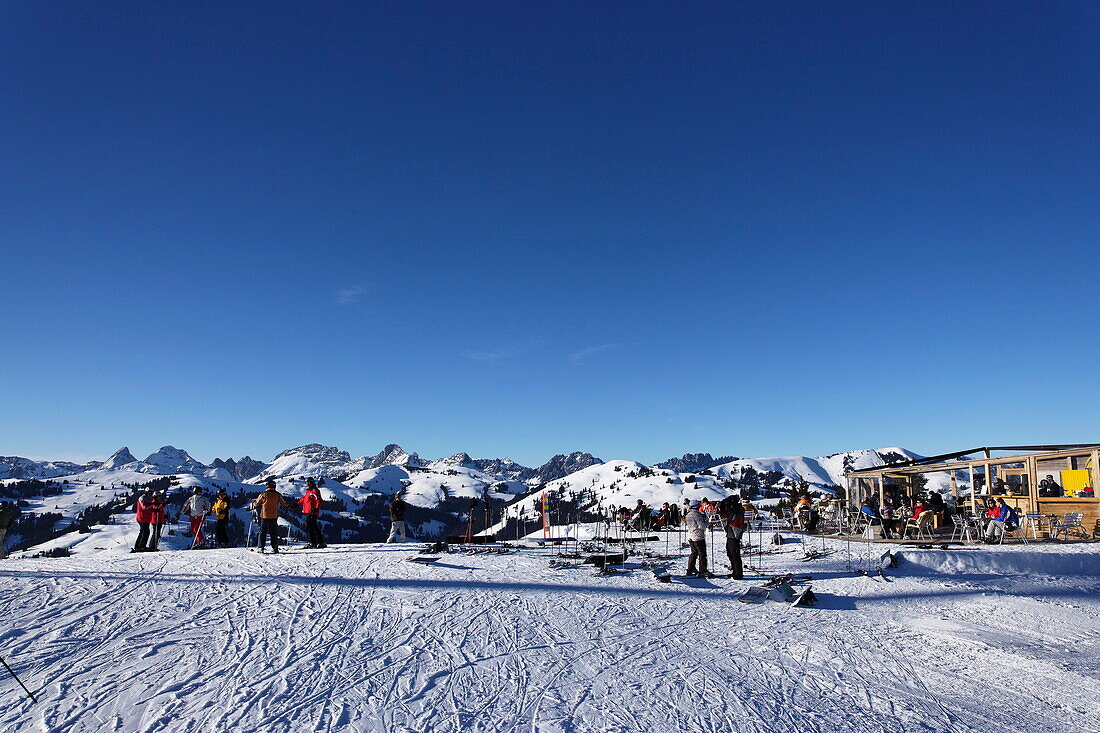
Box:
[132,489,157,553]
[148,492,166,551]
[298,478,327,549]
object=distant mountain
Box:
[365,444,422,470]
[211,456,268,481]
[141,446,209,475]
[470,457,531,482]
[100,447,138,470]
[0,456,98,480]
[655,453,737,473]
[255,444,357,481]
[710,447,922,493]
[254,443,423,482]
[527,452,602,484]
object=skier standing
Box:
[252,479,292,553]
[684,500,709,577]
[299,478,327,549]
[132,489,157,552]
[182,487,212,548]
[719,497,745,579]
[211,489,231,548]
[0,502,17,559]
[149,492,166,551]
[387,494,408,543]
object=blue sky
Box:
[2,2,1098,466]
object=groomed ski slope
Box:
[2,538,1099,732]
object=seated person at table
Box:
[981,499,1000,539]
[985,497,1019,542]
[910,500,928,520]
[859,499,893,539]
[991,479,1007,496]
[880,500,897,535]
[1038,475,1062,497]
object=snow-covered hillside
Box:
[1,539,1098,732]
[344,462,527,509]
[711,447,921,491]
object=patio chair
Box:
[997,519,1028,545]
[903,510,934,540]
[1051,512,1087,541]
[949,514,979,544]
[1021,512,1046,540]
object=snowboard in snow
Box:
[651,566,673,583]
[405,555,441,564]
[879,550,897,571]
[790,586,818,607]
[738,586,771,604]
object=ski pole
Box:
[0,655,37,703]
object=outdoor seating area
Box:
[838,445,1100,546]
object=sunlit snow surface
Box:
[2,535,1099,732]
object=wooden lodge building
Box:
[844,444,1100,528]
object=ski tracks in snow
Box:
[3,543,1100,732]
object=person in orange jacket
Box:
[252,479,293,554]
[298,478,327,549]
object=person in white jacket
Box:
[684,500,709,577]
[182,487,213,548]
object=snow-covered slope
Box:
[344,463,527,508]
[712,447,921,492]
[522,459,735,513]
[2,540,1098,732]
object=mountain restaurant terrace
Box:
[842,445,1100,543]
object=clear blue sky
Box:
[2,2,1098,466]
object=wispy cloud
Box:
[569,343,618,363]
[334,286,365,305]
[462,345,528,362]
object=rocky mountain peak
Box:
[100,447,138,470]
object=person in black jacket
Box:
[387,494,408,543]
[0,502,17,559]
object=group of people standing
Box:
[132,478,327,554]
[613,495,748,579]
[683,495,746,579]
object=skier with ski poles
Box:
[131,489,158,553]
[182,487,212,549]
[629,499,650,532]
[298,478,326,549]
[252,479,293,553]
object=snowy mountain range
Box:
[0,443,925,557]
